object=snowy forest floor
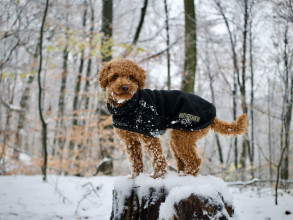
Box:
[0,175,292,220]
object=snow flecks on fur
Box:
[114,128,167,178]
[117,99,126,104]
[112,173,233,220]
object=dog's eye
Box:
[129,75,134,80]
[113,74,119,80]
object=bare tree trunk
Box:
[37,0,49,181]
[239,0,250,180]
[280,23,292,180]
[52,42,69,176]
[15,76,35,155]
[205,39,224,164]
[15,44,39,156]
[214,0,240,170]
[99,0,113,175]
[0,74,17,173]
[132,0,148,45]
[164,0,171,90]
[53,4,70,161]
[83,0,94,111]
[275,145,288,205]
[182,0,196,93]
[233,78,238,171]
[268,78,273,180]
[80,0,95,168]
[69,1,88,175]
[101,0,113,62]
[249,15,255,178]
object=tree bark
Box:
[214,0,239,170]
[101,0,113,62]
[68,0,88,175]
[0,74,17,172]
[99,0,114,174]
[15,45,38,155]
[132,0,148,45]
[205,39,224,164]
[280,23,292,180]
[110,187,234,220]
[239,0,250,177]
[83,0,94,111]
[174,193,234,220]
[268,78,273,180]
[182,0,196,93]
[249,13,255,178]
[164,0,171,90]
[37,0,49,181]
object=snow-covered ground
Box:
[0,174,292,220]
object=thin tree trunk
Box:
[249,16,255,178]
[233,82,238,171]
[164,0,171,90]
[53,3,70,160]
[275,145,288,205]
[37,0,49,181]
[239,0,250,179]
[101,0,113,62]
[15,45,39,155]
[0,74,17,173]
[132,0,148,45]
[281,24,292,180]
[268,78,273,180]
[81,0,95,161]
[83,0,94,111]
[99,0,114,174]
[15,75,35,154]
[182,0,196,93]
[69,1,88,175]
[214,0,239,170]
[53,44,69,176]
[205,39,224,164]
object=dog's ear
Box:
[137,67,146,89]
[98,62,111,89]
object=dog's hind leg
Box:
[114,128,144,177]
[139,135,167,178]
[170,128,210,176]
[169,139,185,174]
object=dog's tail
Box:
[210,114,248,136]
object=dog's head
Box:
[98,58,146,103]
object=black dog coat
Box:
[107,88,216,138]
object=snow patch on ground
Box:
[230,187,293,220]
[0,175,115,220]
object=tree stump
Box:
[173,193,234,220]
[110,174,234,220]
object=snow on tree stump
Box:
[110,173,234,220]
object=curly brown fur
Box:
[98,58,248,178]
[99,58,146,107]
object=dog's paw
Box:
[128,174,139,179]
[178,171,187,177]
[150,171,167,179]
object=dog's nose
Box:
[122,86,129,92]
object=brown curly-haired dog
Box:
[98,58,247,178]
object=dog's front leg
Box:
[114,128,144,177]
[139,135,167,178]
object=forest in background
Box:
[0,0,292,185]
